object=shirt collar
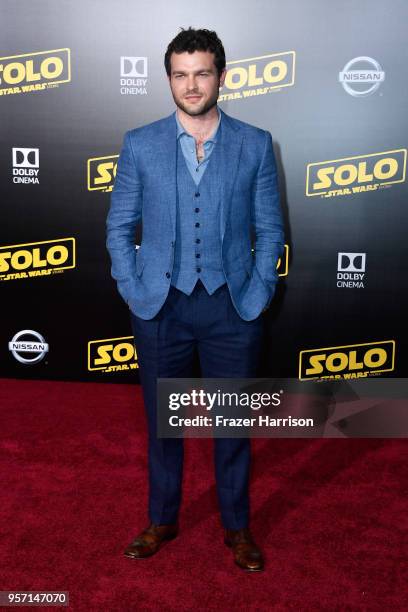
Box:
[175,106,221,142]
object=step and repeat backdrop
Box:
[1,0,407,383]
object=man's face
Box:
[168,50,226,117]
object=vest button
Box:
[196,267,201,273]
[165,272,170,278]
[195,192,200,197]
[195,253,201,258]
[195,222,200,227]
[196,238,201,244]
[195,207,200,213]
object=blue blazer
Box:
[106,108,285,320]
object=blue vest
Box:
[171,134,226,295]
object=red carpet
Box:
[0,378,406,610]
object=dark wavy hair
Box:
[164,27,226,78]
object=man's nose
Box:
[186,74,198,90]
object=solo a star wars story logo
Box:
[306,149,407,198]
[299,340,395,381]
[218,51,295,102]
[0,48,71,95]
[88,336,138,373]
[0,238,76,281]
[87,155,118,192]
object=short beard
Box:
[173,87,220,117]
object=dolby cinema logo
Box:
[339,57,385,97]
[337,252,366,288]
[12,147,39,184]
[9,329,49,364]
[120,56,148,95]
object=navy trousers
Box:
[130,279,264,529]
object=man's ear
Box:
[219,68,227,88]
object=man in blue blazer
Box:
[106,27,284,571]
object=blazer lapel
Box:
[217,108,244,240]
[154,112,178,237]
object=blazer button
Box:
[166,272,170,278]
[195,192,200,197]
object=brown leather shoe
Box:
[124,523,178,559]
[224,527,264,571]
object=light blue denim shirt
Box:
[175,106,221,185]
